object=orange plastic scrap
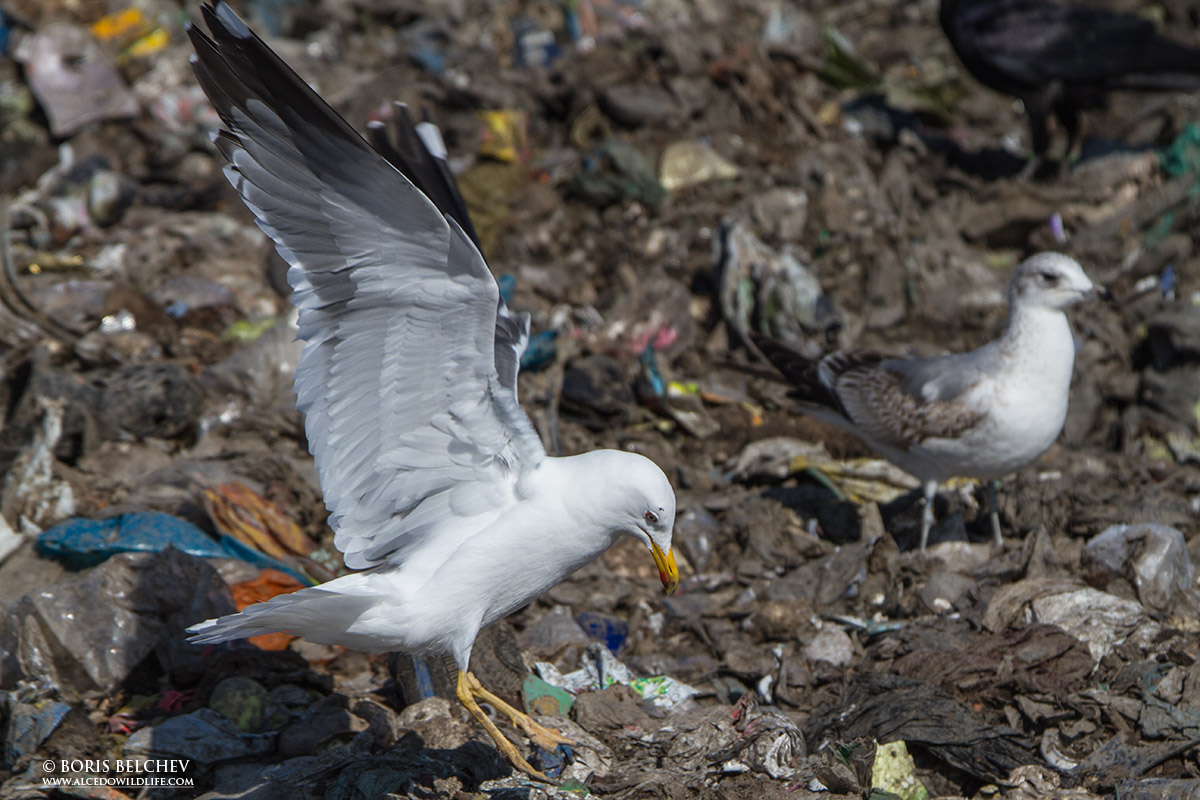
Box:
[202,481,320,559]
[90,7,170,62]
[231,568,306,651]
[91,8,148,42]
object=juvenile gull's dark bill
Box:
[755,252,1101,551]
[184,2,678,780]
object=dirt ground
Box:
[1,0,1200,798]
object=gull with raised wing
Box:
[185,2,678,779]
[754,253,1101,551]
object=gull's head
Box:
[601,451,679,595]
[1009,252,1097,311]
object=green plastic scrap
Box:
[1158,123,1200,180]
[1143,210,1176,250]
[629,676,670,698]
[818,26,879,89]
[870,740,929,800]
[522,674,574,717]
[223,316,277,342]
[570,138,666,209]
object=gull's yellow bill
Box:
[651,542,679,595]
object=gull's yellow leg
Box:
[456,670,549,782]
[465,670,575,750]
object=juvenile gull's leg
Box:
[918,479,938,552]
[987,480,1003,546]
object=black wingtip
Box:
[209,1,253,38]
[749,332,845,411]
[188,0,482,254]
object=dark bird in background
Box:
[940,0,1200,174]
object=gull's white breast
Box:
[905,308,1076,482]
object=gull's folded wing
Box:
[189,2,544,569]
[831,352,986,448]
[753,333,984,449]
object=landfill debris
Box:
[1029,587,1154,663]
[522,674,575,717]
[36,510,229,568]
[569,138,666,208]
[0,548,234,700]
[871,740,928,800]
[537,643,700,712]
[2,693,71,769]
[478,110,529,163]
[805,671,1036,784]
[659,140,740,192]
[725,436,919,502]
[229,569,306,651]
[208,676,271,732]
[1082,523,1198,618]
[36,511,311,582]
[202,480,335,579]
[0,397,75,532]
[715,220,841,349]
[0,518,20,568]
[125,708,275,765]
[0,0,1199,795]
[13,24,139,137]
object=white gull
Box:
[184,2,678,779]
[755,252,1101,550]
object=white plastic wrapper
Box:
[536,643,701,711]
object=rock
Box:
[803,626,855,667]
[920,571,977,613]
[750,188,809,242]
[396,697,471,750]
[519,605,592,664]
[209,676,270,732]
[125,708,275,765]
[1030,588,1150,663]
[572,684,656,733]
[1082,524,1198,618]
[276,695,369,758]
[560,356,636,430]
[749,598,814,643]
[0,549,234,700]
[598,85,680,128]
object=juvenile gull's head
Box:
[1009,252,1097,311]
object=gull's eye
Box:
[1038,270,1060,285]
[644,511,658,525]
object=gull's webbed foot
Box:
[464,671,575,751]
[455,670,573,782]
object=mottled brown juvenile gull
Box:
[184,2,678,779]
[755,253,1100,551]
